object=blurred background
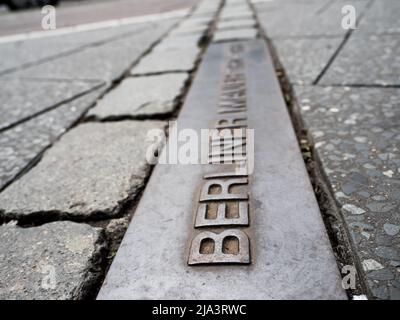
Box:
[0,0,199,36]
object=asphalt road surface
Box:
[0,0,199,37]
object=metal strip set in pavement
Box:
[98,39,346,299]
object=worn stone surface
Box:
[191,8,217,18]
[220,11,253,21]
[0,39,84,75]
[358,0,400,35]
[170,24,209,37]
[131,49,199,75]
[88,73,188,120]
[0,121,165,221]
[0,79,100,130]
[213,28,257,42]
[0,21,159,74]
[154,35,202,52]
[0,221,105,300]
[271,37,343,85]
[98,40,345,300]
[217,19,256,30]
[11,38,148,81]
[222,5,252,13]
[294,85,400,299]
[10,20,178,81]
[177,16,212,29]
[0,86,105,191]
[255,0,368,38]
[194,0,221,14]
[320,34,400,86]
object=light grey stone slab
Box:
[0,121,165,221]
[225,0,247,5]
[320,34,400,86]
[190,8,217,18]
[0,79,100,130]
[0,221,105,300]
[169,24,209,37]
[217,19,256,30]
[154,35,201,52]
[294,85,400,299]
[191,9,218,17]
[88,73,188,120]
[213,28,257,42]
[194,0,221,13]
[0,37,93,75]
[223,7,252,14]
[9,20,178,81]
[0,85,106,191]
[131,49,199,75]
[220,12,254,21]
[358,0,400,34]
[0,21,175,76]
[98,40,346,300]
[0,40,84,76]
[195,2,220,11]
[178,17,212,29]
[255,0,368,38]
[222,7,252,15]
[272,36,343,85]
[10,38,146,81]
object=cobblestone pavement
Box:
[0,0,399,300]
[252,0,400,299]
[0,0,199,37]
[0,0,206,299]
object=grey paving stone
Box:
[191,7,218,16]
[272,37,343,85]
[213,28,257,42]
[0,40,84,75]
[0,86,105,191]
[169,24,209,37]
[10,39,144,81]
[154,35,201,52]
[178,17,212,29]
[131,49,199,75]
[191,10,217,18]
[217,19,256,30]
[191,1,220,18]
[98,40,345,300]
[226,0,247,5]
[294,85,400,299]
[9,20,178,81]
[0,37,92,75]
[0,120,164,221]
[88,73,188,120]
[0,221,105,300]
[252,0,328,10]
[225,2,250,8]
[255,0,329,38]
[194,0,221,14]
[0,21,169,75]
[320,34,400,86]
[255,0,368,38]
[0,79,100,130]
[190,8,217,18]
[222,7,252,15]
[220,12,254,21]
[220,2,252,15]
[358,0,400,35]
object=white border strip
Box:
[0,8,189,44]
